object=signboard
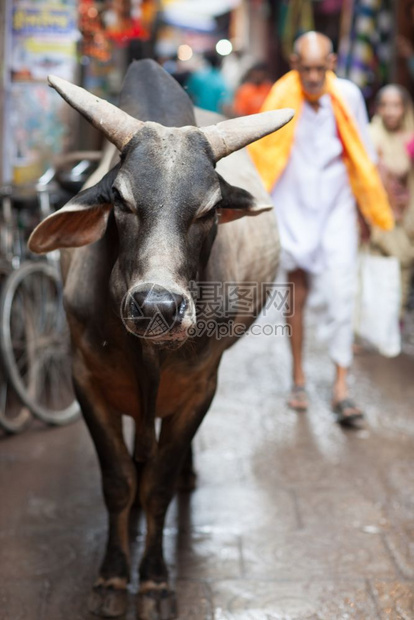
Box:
[11,4,79,82]
[3,0,79,184]
[12,5,77,36]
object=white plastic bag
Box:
[354,253,401,357]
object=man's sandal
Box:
[287,385,308,412]
[332,398,364,427]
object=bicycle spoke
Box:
[0,262,79,424]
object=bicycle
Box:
[0,152,99,432]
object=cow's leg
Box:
[137,379,217,620]
[177,444,196,492]
[74,377,137,618]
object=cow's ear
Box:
[28,167,117,254]
[216,174,272,224]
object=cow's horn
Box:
[201,109,295,161]
[48,75,144,151]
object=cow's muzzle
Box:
[122,283,191,343]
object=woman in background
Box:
[368,84,414,316]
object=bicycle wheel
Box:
[0,261,80,425]
[0,263,31,434]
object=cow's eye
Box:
[112,186,123,203]
[196,208,216,223]
[112,187,133,213]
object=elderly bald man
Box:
[250,32,393,425]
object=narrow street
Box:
[1,309,413,619]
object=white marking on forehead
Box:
[137,220,186,286]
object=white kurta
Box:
[271,78,377,367]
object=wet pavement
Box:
[1,308,414,620]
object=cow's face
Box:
[110,125,221,344]
[28,76,293,346]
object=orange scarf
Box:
[248,70,394,231]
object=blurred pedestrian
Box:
[185,51,231,114]
[232,63,272,116]
[368,85,414,316]
[249,32,394,425]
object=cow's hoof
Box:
[137,582,177,620]
[88,584,128,618]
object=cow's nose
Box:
[130,285,186,329]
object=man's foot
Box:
[287,385,308,412]
[332,398,364,427]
